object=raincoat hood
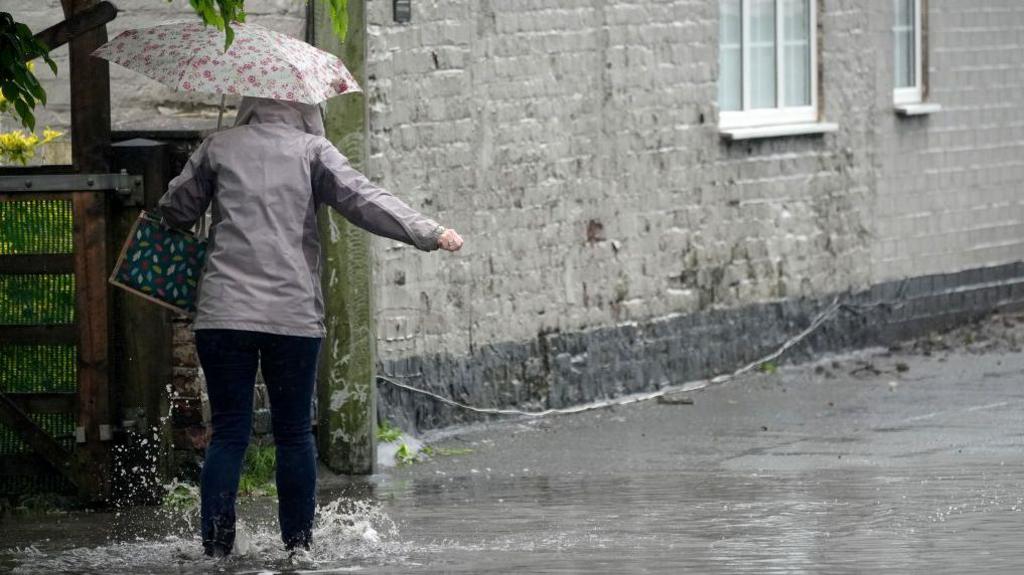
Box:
[234,97,325,137]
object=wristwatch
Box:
[432,224,446,248]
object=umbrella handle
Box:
[216,94,226,131]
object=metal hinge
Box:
[0,171,144,206]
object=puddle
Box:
[4,464,1023,574]
[5,342,1024,573]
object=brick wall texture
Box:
[872,3,1024,279]
[362,0,1024,365]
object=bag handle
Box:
[197,208,210,241]
[141,208,205,241]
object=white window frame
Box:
[893,0,923,105]
[719,0,819,130]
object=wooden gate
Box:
[0,0,120,499]
[0,172,140,498]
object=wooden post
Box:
[61,0,112,174]
[32,1,117,56]
[111,140,173,436]
[310,0,376,474]
[62,0,113,499]
[71,191,110,497]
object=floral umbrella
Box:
[92,20,360,104]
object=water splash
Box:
[107,382,186,508]
[228,498,400,563]
[6,496,401,574]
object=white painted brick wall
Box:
[872,1,1024,280]
[364,0,900,360]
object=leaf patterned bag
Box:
[109,211,208,316]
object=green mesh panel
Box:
[0,199,74,255]
[0,345,77,393]
[0,413,75,454]
[0,274,75,325]
[0,199,78,492]
[0,414,76,495]
[0,471,74,495]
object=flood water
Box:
[3,464,1023,574]
[4,345,1024,573]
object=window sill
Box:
[895,102,942,116]
[718,122,839,141]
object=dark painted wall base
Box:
[378,262,1024,432]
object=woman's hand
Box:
[438,228,464,252]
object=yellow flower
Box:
[0,127,63,165]
[42,128,62,144]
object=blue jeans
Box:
[195,329,322,555]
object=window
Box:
[718,0,818,129]
[893,0,922,104]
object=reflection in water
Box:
[5,464,1022,574]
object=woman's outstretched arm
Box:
[311,140,448,251]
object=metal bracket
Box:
[0,171,144,206]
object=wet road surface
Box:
[4,317,1024,573]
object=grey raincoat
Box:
[157,97,443,337]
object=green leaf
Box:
[329,0,349,43]
[13,99,34,131]
[0,79,19,101]
[10,63,29,86]
[202,6,221,27]
[14,66,44,104]
[0,15,53,129]
[31,37,57,75]
[395,443,417,465]
[376,421,403,443]
[28,45,58,76]
[0,48,13,71]
[13,23,33,41]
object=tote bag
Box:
[109,211,208,316]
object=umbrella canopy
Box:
[92,20,360,104]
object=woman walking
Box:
[157,96,463,556]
